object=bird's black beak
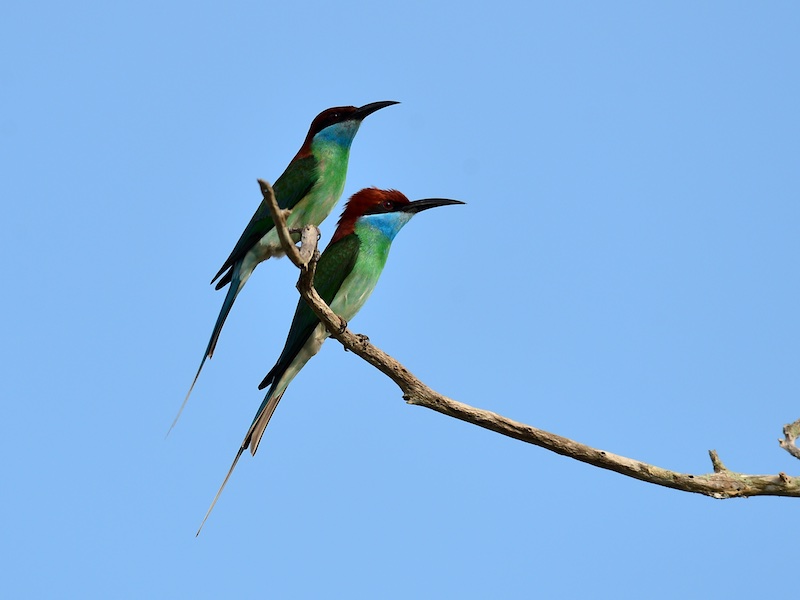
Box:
[353,100,400,120]
[402,198,466,214]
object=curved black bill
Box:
[403,198,466,214]
[353,100,400,120]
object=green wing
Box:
[258,233,360,390]
[211,154,319,288]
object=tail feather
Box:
[248,391,285,456]
[196,443,246,536]
[204,263,245,361]
[214,269,233,291]
[166,354,208,437]
[168,262,247,436]
[195,388,284,535]
[258,366,277,391]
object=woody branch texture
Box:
[257,179,800,499]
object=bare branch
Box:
[295,226,319,267]
[259,179,800,500]
[779,418,800,461]
[708,450,729,474]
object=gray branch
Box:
[779,418,800,461]
[256,179,800,500]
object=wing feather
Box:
[211,155,318,286]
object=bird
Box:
[196,187,465,534]
[170,101,399,435]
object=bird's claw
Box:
[338,318,347,334]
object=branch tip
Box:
[779,418,800,461]
[708,450,728,473]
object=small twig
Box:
[708,450,728,473]
[779,418,800,461]
[257,179,304,267]
[258,178,800,500]
[295,226,320,267]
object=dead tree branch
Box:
[256,179,800,500]
[779,418,800,461]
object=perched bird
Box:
[197,187,464,534]
[171,101,398,434]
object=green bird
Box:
[171,102,398,434]
[197,187,464,534]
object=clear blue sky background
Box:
[3,2,798,598]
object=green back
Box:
[212,155,318,284]
[259,233,360,390]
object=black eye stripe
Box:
[309,107,357,136]
[363,200,398,216]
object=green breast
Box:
[327,223,393,322]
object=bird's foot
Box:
[338,318,348,334]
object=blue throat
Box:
[313,120,362,148]
[356,212,414,241]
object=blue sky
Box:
[3,1,799,598]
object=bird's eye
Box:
[382,200,394,210]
